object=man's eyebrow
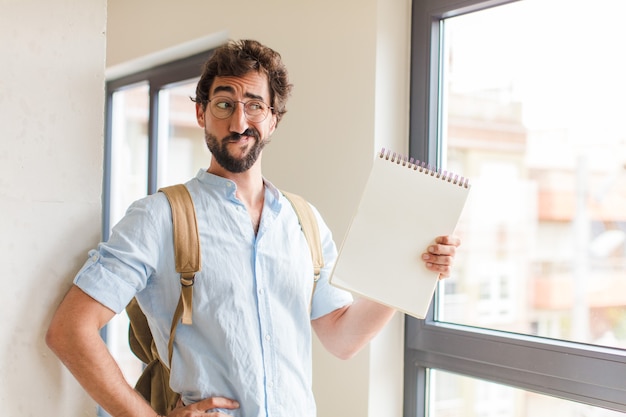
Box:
[212,85,235,95]
[244,92,265,101]
[212,85,266,101]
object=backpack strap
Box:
[282,191,324,310]
[159,184,201,364]
[158,187,321,368]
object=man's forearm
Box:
[313,298,396,360]
[51,331,154,417]
[46,286,156,417]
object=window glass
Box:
[439,0,626,349]
[156,79,209,188]
[107,82,150,385]
[109,82,149,226]
[430,369,625,417]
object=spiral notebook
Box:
[329,148,471,319]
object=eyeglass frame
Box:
[205,96,274,123]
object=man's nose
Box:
[229,102,249,133]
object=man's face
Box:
[196,71,277,173]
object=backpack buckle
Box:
[180,273,195,287]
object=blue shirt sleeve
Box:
[74,193,170,314]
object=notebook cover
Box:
[329,149,471,318]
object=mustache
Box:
[226,128,259,142]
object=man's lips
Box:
[227,130,257,143]
[227,136,251,143]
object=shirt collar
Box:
[194,168,282,209]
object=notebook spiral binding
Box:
[379,148,470,189]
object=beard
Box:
[204,128,267,173]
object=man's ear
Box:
[196,102,206,127]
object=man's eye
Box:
[247,102,263,111]
[216,101,233,110]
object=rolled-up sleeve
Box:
[74,194,169,314]
[309,206,353,320]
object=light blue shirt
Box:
[74,169,353,417]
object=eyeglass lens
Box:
[209,97,270,122]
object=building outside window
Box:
[407,0,626,415]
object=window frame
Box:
[103,51,213,239]
[404,0,626,415]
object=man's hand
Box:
[422,235,461,279]
[166,396,240,416]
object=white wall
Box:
[0,0,107,415]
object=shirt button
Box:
[259,288,264,295]
[265,334,271,341]
[268,381,274,388]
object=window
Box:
[430,369,626,417]
[100,50,213,416]
[406,0,626,415]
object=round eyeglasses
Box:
[207,96,273,123]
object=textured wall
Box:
[0,0,107,415]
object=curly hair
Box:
[193,39,293,124]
